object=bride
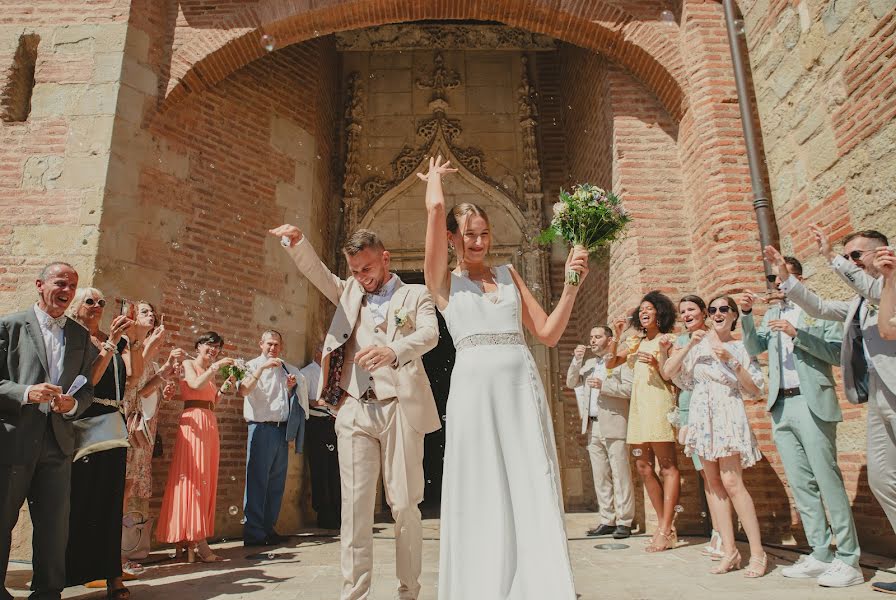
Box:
[418,156,589,599]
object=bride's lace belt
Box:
[455,332,525,351]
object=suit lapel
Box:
[24,307,50,377]
[387,282,411,341]
[60,320,85,388]
[319,282,365,396]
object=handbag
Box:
[121,511,154,560]
[127,409,152,451]
[73,351,130,461]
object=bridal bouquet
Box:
[219,359,248,393]
[537,184,631,285]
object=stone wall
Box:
[740,0,896,554]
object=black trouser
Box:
[0,418,70,600]
[306,415,341,528]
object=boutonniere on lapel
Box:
[394,307,410,328]
[867,303,879,318]
[803,316,818,327]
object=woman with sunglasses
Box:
[663,295,767,577]
[608,291,680,552]
[661,295,732,561]
[64,289,142,600]
[156,331,233,562]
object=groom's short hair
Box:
[343,229,385,256]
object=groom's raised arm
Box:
[272,225,346,306]
[388,288,439,367]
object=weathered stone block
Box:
[822,0,858,34]
[270,116,314,162]
[770,55,803,99]
[21,156,63,190]
[52,25,98,53]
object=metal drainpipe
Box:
[722,0,780,286]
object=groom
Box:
[270,225,440,600]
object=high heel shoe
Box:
[710,549,742,574]
[744,552,768,578]
[195,540,224,562]
[645,527,677,552]
[701,530,724,560]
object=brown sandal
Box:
[107,586,130,600]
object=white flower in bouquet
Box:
[219,358,248,393]
[538,183,632,285]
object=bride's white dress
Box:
[437,264,576,599]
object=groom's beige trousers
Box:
[336,396,425,600]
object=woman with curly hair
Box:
[608,290,680,552]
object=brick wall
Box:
[739,0,896,554]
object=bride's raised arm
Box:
[507,247,590,347]
[417,155,457,310]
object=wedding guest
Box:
[661,295,730,560]
[567,326,634,539]
[876,248,896,340]
[664,296,767,577]
[64,288,141,599]
[0,262,96,600]
[740,258,862,587]
[607,291,680,552]
[301,342,342,530]
[156,331,233,562]
[237,330,308,546]
[766,226,895,593]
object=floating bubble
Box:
[632,448,642,457]
[734,19,746,35]
[260,34,276,52]
[674,504,684,513]
[326,444,335,452]
[659,9,675,24]
[267,553,275,559]
[82,456,89,463]
[228,506,239,516]
[700,511,707,518]
[240,517,247,525]
[230,475,236,481]
[313,30,320,37]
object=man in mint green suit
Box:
[741,257,862,588]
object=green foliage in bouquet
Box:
[219,359,248,393]
[537,184,631,285]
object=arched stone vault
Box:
[163,0,688,121]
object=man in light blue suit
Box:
[766,226,896,594]
[741,256,862,588]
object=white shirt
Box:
[23,304,76,415]
[365,274,400,325]
[299,360,330,418]
[241,355,300,423]
[777,301,802,389]
[588,356,609,417]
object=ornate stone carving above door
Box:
[335,24,557,52]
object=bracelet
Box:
[131,339,143,349]
[102,340,116,353]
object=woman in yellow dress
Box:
[608,290,679,552]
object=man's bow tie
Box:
[366,287,390,299]
[48,316,67,330]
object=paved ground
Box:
[7,514,895,599]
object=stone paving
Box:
[6,514,894,599]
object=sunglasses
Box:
[765,274,777,283]
[708,305,732,315]
[85,298,106,308]
[842,250,865,261]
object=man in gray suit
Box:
[740,256,862,588]
[567,325,634,539]
[0,263,96,600]
[766,227,896,594]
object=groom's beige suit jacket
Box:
[287,238,441,434]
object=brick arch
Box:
[165,0,688,120]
